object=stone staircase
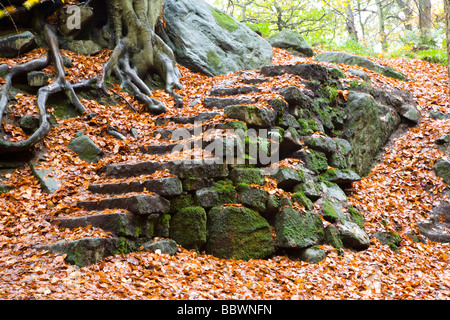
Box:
[33,63,422,266]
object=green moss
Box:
[211,8,239,32]
[170,194,196,214]
[207,50,221,69]
[113,237,137,256]
[225,121,248,132]
[206,205,275,260]
[292,191,314,211]
[297,118,314,135]
[321,86,339,103]
[348,206,365,229]
[275,207,324,249]
[302,149,328,173]
[321,198,342,222]
[214,180,237,203]
[170,206,207,252]
[156,214,171,238]
[324,225,344,250]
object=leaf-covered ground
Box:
[0,46,449,300]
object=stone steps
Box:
[87,176,183,197]
[154,111,222,126]
[102,159,229,179]
[77,193,170,216]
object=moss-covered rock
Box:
[292,191,314,211]
[434,158,450,185]
[318,197,347,223]
[294,149,328,174]
[195,180,237,208]
[320,168,361,185]
[170,206,207,252]
[224,104,277,128]
[229,167,265,186]
[267,29,314,57]
[272,166,306,191]
[274,206,324,249]
[68,133,103,163]
[324,225,344,250]
[343,91,400,176]
[206,205,275,260]
[236,183,269,213]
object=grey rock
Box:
[267,29,314,57]
[274,206,324,249]
[142,239,178,255]
[0,31,37,58]
[162,0,273,76]
[68,134,103,163]
[315,51,407,81]
[34,237,117,267]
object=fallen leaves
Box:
[1,45,450,300]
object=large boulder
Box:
[0,31,37,58]
[267,29,314,57]
[274,206,324,249]
[342,91,401,176]
[315,51,407,81]
[434,158,450,185]
[206,205,275,260]
[170,206,207,252]
[162,0,273,76]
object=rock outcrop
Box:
[161,0,273,76]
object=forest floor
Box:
[0,46,449,300]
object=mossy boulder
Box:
[317,197,347,223]
[294,149,328,174]
[272,166,306,191]
[315,51,407,81]
[236,184,269,213]
[68,133,103,163]
[267,29,314,57]
[206,205,275,260]
[162,0,273,76]
[170,206,207,252]
[343,91,400,176]
[274,206,324,249]
[195,180,237,208]
[320,168,361,185]
[229,167,266,186]
[224,105,277,128]
[434,158,450,185]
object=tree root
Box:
[97,0,183,114]
[0,24,92,154]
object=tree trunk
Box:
[395,0,413,31]
[445,0,450,97]
[98,0,182,113]
[345,4,359,42]
[376,0,388,52]
[418,0,432,36]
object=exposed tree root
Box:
[0,24,92,154]
[97,0,183,113]
[0,0,184,154]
